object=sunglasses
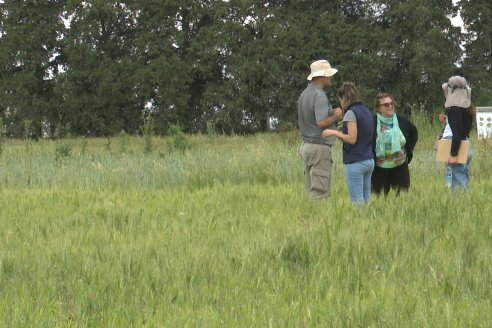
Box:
[379,102,393,108]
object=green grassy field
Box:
[1,123,491,327]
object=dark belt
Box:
[304,141,332,147]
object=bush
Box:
[141,115,155,154]
[118,130,131,154]
[23,119,33,154]
[168,124,190,153]
[55,143,72,165]
[0,117,4,156]
[80,136,88,155]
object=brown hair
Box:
[337,82,361,107]
[466,103,476,118]
[374,92,397,114]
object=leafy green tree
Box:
[368,0,462,113]
[172,0,228,133]
[0,0,484,136]
[59,1,143,136]
[0,0,65,137]
[130,1,213,134]
[461,0,492,104]
[210,1,345,133]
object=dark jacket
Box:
[447,106,472,156]
[372,113,418,164]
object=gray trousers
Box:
[299,142,333,199]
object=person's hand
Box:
[438,114,447,124]
[333,108,343,121]
[448,156,458,165]
[322,129,335,138]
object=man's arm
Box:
[316,108,343,128]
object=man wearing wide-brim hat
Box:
[298,59,343,199]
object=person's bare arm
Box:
[322,122,357,144]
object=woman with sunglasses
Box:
[372,93,418,195]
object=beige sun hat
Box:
[307,60,338,81]
[442,76,471,108]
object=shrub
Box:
[80,136,88,155]
[55,143,72,165]
[206,120,218,136]
[118,130,131,154]
[168,124,190,153]
[141,115,155,154]
[0,117,4,156]
[23,119,33,154]
[105,138,112,153]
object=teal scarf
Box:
[376,113,402,157]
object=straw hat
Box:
[442,76,471,108]
[307,60,338,81]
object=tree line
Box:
[0,0,490,138]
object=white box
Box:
[476,107,492,139]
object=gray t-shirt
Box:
[297,84,336,144]
[343,110,357,123]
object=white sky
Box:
[451,0,465,32]
[451,13,464,31]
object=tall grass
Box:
[0,134,302,190]
[0,117,491,326]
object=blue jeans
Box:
[344,159,375,204]
[443,137,473,191]
[447,145,472,191]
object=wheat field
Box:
[1,122,491,327]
